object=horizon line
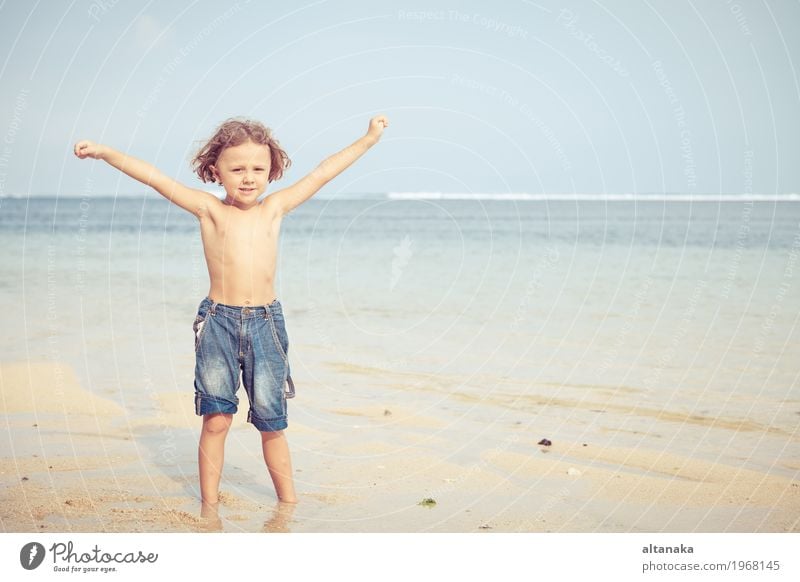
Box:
[3,191,799,201]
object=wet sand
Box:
[1,361,798,533]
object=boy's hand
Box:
[366,115,389,143]
[73,140,107,160]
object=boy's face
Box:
[211,140,271,205]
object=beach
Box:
[1,196,799,532]
[1,358,798,533]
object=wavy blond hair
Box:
[191,118,291,184]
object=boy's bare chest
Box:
[201,203,281,256]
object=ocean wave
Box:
[386,192,800,202]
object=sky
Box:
[0,0,798,197]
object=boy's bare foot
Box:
[199,500,222,531]
[263,500,297,533]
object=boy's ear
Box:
[209,164,220,183]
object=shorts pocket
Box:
[267,314,289,362]
[193,313,210,353]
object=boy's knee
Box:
[203,413,232,435]
[260,429,284,441]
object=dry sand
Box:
[1,361,798,533]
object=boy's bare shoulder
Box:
[261,196,283,221]
[195,190,226,220]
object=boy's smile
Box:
[211,140,272,209]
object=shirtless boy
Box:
[73,115,389,506]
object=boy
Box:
[74,115,389,505]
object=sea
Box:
[1,193,798,478]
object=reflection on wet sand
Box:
[194,501,297,533]
[198,500,223,532]
[262,501,297,533]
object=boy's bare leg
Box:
[199,413,232,503]
[261,430,297,503]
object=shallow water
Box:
[1,195,798,489]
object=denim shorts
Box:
[193,297,296,432]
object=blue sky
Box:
[0,0,798,197]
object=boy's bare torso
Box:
[73,116,386,311]
[198,197,283,307]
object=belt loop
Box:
[263,302,270,319]
[210,300,217,316]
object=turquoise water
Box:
[1,195,798,476]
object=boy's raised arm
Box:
[271,115,389,216]
[73,141,218,219]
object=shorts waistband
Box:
[201,297,282,319]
